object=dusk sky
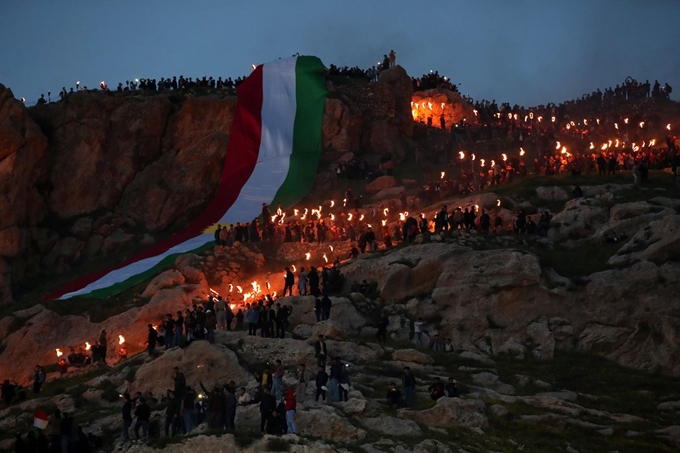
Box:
[2,0,679,106]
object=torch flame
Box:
[343,198,347,207]
[502,153,507,161]
[381,219,387,226]
[383,208,389,217]
[359,214,365,221]
[56,348,63,358]
[441,103,445,109]
[292,265,296,272]
[538,116,543,122]
[601,143,608,150]
[624,118,629,124]
[472,153,476,161]
[649,139,656,146]
[330,200,335,208]
[555,141,561,150]
[520,148,525,156]
[551,116,555,122]
[294,209,299,216]
[229,284,233,292]
[496,199,501,207]
[347,213,353,221]
[329,245,334,252]
[305,252,311,260]
[323,254,328,263]
[639,121,644,129]
[615,123,619,130]
[667,124,671,131]
[480,158,486,167]
[440,171,445,179]
[236,286,243,293]
[589,142,594,150]
[427,102,432,110]
[330,214,335,221]
[85,342,91,350]
[561,146,567,154]
[459,151,465,159]
[119,335,125,345]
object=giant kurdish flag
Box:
[45,56,327,300]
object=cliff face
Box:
[0,67,417,302]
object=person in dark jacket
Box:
[182,387,196,434]
[386,382,402,408]
[223,386,237,431]
[134,399,151,439]
[200,383,224,429]
[445,378,460,398]
[164,390,182,437]
[377,313,389,342]
[283,268,295,297]
[315,365,328,401]
[147,325,158,356]
[259,387,276,433]
[314,335,328,368]
[121,393,133,441]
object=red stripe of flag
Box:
[44,66,265,300]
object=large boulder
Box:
[361,415,422,436]
[141,269,186,298]
[392,348,434,365]
[608,215,680,265]
[130,341,252,394]
[365,175,397,194]
[297,405,366,442]
[399,397,488,429]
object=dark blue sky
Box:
[2,0,679,106]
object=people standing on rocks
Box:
[259,387,277,433]
[272,360,284,400]
[320,293,332,320]
[296,364,309,403]
[314,335,328,368]
[284,387,297,434]
[283,267,295,297]
[223,386,237,431]
[389,50,396,67]
[182,387,197,433]
[147,324,158,356]
[121,393,133,442]
[215,296,226,330]
[164,390,182,437]
[403,367,416,408]
[99,330,108,364]
[315,365,328,401]
[32,365,46,394]
[164,314,175,350]
[298,267,308,295]
[413,318,425,347]
[134,398,151,440]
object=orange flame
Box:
[323,254,328,263]
[480,158,486,167]
[383,208,389,217]
[440,171,445,179]
[519,148,525,156]
[347,213,353,221]
[502,153,507,161]
[359,214,365,221]
[330,200,335,208]
[667,124,672,131]
[119,335,125,345]
[305,252,311,260]
[381,220,387,227]
[496,199,501,207]
[329,245,334,252]
[292,265,296,272]
[589,142,594,150]
[85,342,91,350]
[459,151,465,159]
[555,141,561,150]
[56,349,63,358]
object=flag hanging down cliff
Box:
[45,56,327,300]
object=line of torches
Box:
[55,335,126,361]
